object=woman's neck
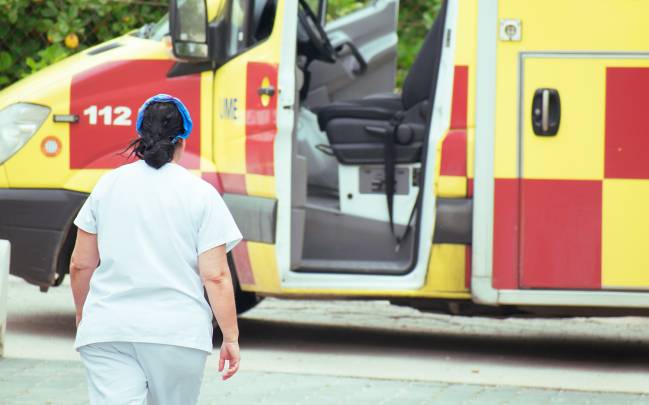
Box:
[172,144,184,163]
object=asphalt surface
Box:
[2,275,649,403]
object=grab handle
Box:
[532,88,560,136]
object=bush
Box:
[396,0,441,87]
[0,0,166,89]
[0,0,440,90]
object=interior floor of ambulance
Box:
[290,0,446,275]
[294,108,419,275]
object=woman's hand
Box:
[218,340,240,380]
[200,245,241,380]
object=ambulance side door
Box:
[207,0,296,292]
[493,0,649,293]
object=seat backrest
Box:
[401,1,447,111]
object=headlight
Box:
[0,103,50,164]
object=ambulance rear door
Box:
[472,0,649,308]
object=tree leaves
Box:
[0,52,12,70]
[395,0,441,87]
[0,0,165,90]
[2,0,440,91]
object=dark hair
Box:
[126,102,184,169]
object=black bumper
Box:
[0,189,87,288]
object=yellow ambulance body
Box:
[1,0,648,314]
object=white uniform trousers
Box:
[79,342,208,405]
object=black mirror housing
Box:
[207,18,228,66]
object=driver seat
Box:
[313,5,446,165]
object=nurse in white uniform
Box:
[69,94,242,405]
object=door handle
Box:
[334,41,368,75]
[532,88,560,136]
[257,86,276,97]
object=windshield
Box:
[133,14,170,40]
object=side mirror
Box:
[207,18,228,66]
[169,0,209,60]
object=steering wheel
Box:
[297,0,337,64]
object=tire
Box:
[54,224,78,287]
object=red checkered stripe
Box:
[492,67,649,290]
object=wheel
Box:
[55,224,79,287]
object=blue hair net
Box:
[136,93,193,144]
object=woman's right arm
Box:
[199,245,240,380]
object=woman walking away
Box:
[69,93,242,405]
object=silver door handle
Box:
[532,88,560,136]
[541,89,550,133]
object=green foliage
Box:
[1,0,440,90]
[0,0,166,89]
[325,0,366,21]
[396,0,441,87]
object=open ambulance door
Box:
[471,0,649,309]
[281,0,459,292]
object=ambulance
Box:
[1,0,648,316]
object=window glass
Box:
[249,0,276,43]
[226,0,249,55]
[150,15,170,41]
[225,0,277,57]
[177,0,207,42]
[326,0,372,22]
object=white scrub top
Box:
[73,160,242,354]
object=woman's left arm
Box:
[70,229,99,327]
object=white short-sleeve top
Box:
[73,160,242,354]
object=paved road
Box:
[3,275,649,404]
[2,357,648,405]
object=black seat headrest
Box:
[401,1,447,111]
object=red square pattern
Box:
[605,67,649,179]
[218,173,247,195]
[519,180,602,289]
[245,62,278,176]
[439,130,467,177]
[492,178,520,289]
[450,66,468,129]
